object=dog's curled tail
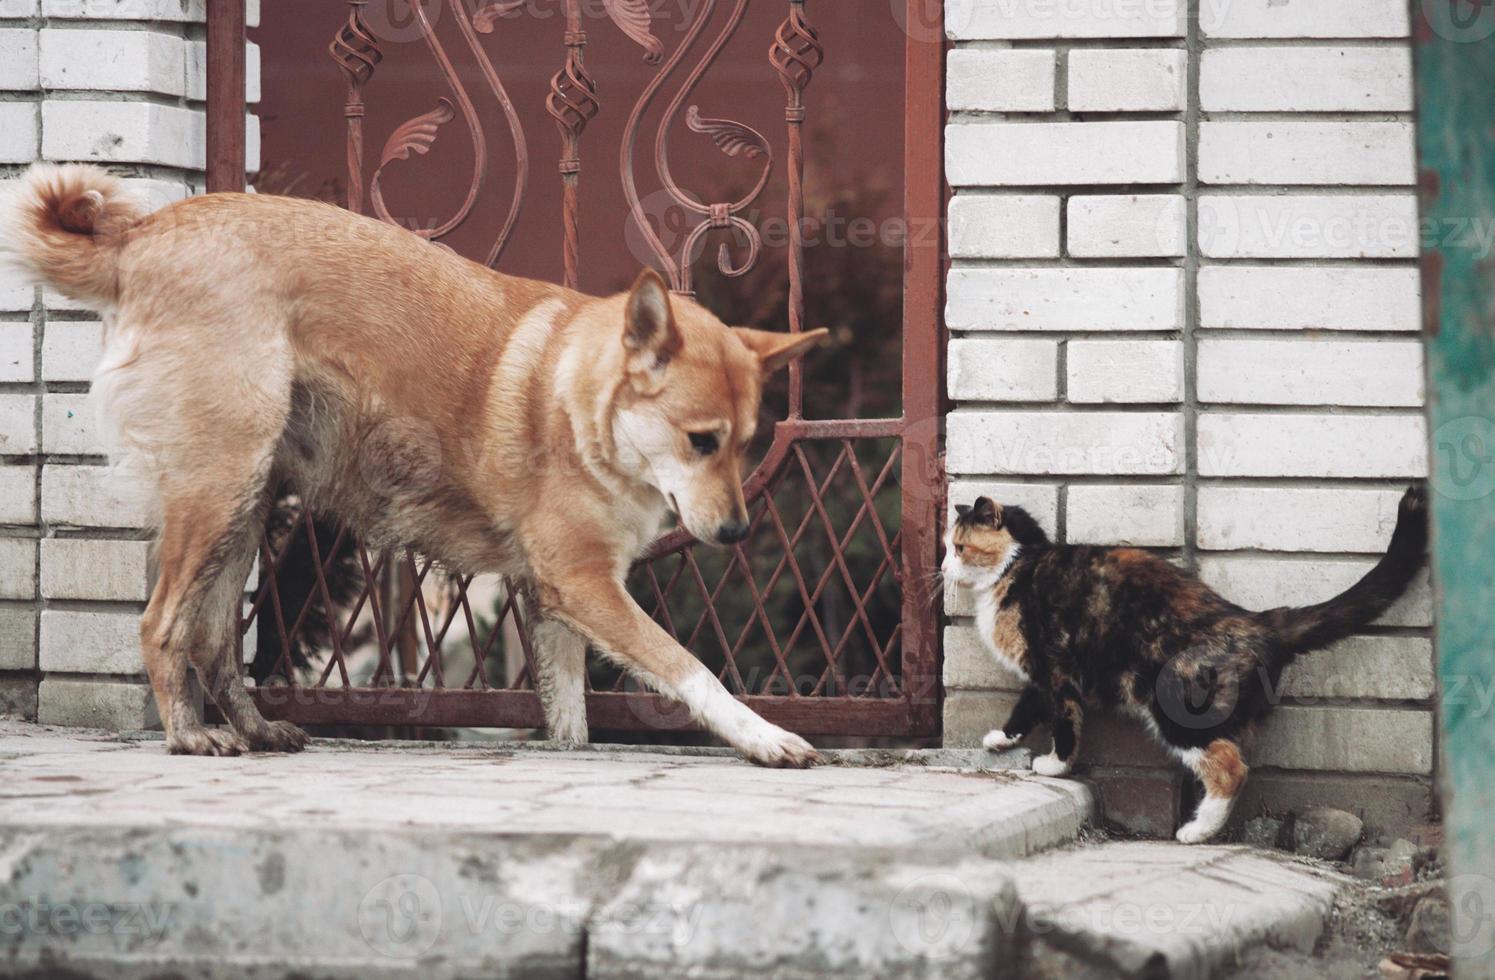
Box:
[2,163,146,308]
[1264,485,1428,661]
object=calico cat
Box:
[942,487,1427,844]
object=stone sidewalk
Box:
[0,722,1089,979]
[0,722,1350,978]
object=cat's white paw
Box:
[982,729,1019,751]
[1031,753,1071,777]
[1174,820,1219,844]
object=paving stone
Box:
[1011,841,1347,979]
[589,846,1022,980]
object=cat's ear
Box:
[971,496,999,526]
[955,503,972,520]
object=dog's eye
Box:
[689,432,720,456]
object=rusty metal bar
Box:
[898,0,947,738]
[548,0,598,288]
[771,0,822,417]
[329,0,380,213]
[205,0,247,192]
[249,688,920,736]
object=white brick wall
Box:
[1067,48,1186,111]
[943,0,1431,808]
[0,0,257,729]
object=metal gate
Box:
[205,0,945,739]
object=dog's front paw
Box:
[246,720,310,753]
[167,725,248,757]
[741,727,820,768]
[983,729,1020,751]
[1031,752,1072,777]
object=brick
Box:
[41,319,102,382]
[41,392,100,455]
[1067,48,1186,111]
[0,394,36,455]
[0,536,35,597]
[0,28,38,91]
[0,607,35,670]
[948,410,1183,476]
[41,0,204,20]
[943,625,1023,691]
[1198,266,1420,332]
[39,28,184,96]
[0,0,38,16]
[1197,486,1412,553]
[1198,413,1426,479]
[1078,709,1175,767]
[946,481,1060,534]
[187,38,262,103]
[0,101,38,164]
[41,465,153,528]
[1198,194,1421,260]
[42,101,203,169]
[1200,0,1410,38]
[40,608,143,674]
[0,465,36,524]
[1201,46,1413,112]
[1066,194,1185,258]
[1199,555,1432,627]
[1198,339,1425,407]
[1255,705,1432,774]
[0,676,37,721]
[948,338,1058,401]
[1279,636,1434,702]
[947,0,1185,39]
[38,677,158,731]
[1066,340,1183,403]
[948,194,1060,258]
[41,538,150,601]
[947,267,1183,331]
[942,689,1019,749]
[1230,773,1433,841]
[0,262,37,312]
[947,49,1055,111]
[0,321,33,383]
[1088,767,1184,838]
[1199,122,1416,186]
[1066,483,1183,546]
[121,176,190,212]
[947,121,1184,186]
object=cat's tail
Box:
[1263,485,1428,661]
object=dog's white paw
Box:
[739,725,820,769]
[983,729,1020,751]
[1175,820,1219,844]
[1031,753,1072,777]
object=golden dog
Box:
[5,163,826,766]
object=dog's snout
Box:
[715,519,750,545]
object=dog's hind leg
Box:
[142,455,306,755]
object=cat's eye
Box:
[953,544,965,555]
[689,432,720,456]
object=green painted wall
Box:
[1413,3,1495,973]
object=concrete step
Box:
[1010,841,1350,980]
[0,722,1091,979]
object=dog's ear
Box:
[623,269,683,367]
[734,327,830,375]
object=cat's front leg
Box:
[1032,686,1083,777]
[984,684,1047,751]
